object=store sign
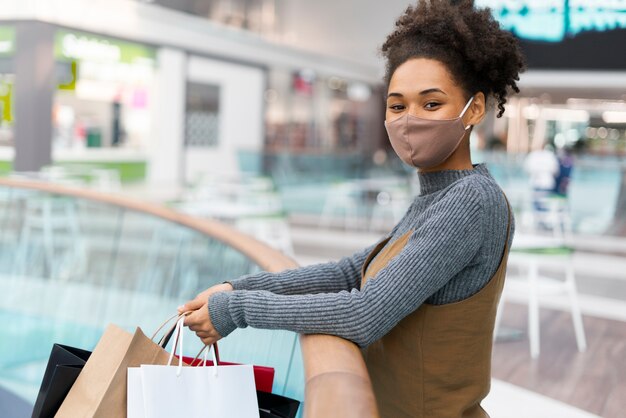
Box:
[0,79,13,123]
[0,26,15,58]
[476,0,626,70]
[54,29,156,65]
[476,0,626,42]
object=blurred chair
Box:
[236,213,294,257]
[536,196,572,239]
[235,188,283,212]
[369,187,410,232]
[319,182,360,230]
[186,172,274,202]
[495,239,587,359]
[0,187,24,247]
[521,191,573,240]
[89,168,122,192]
[40,166,87,188]
[13,195,86,280]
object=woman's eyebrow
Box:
[419,88,447,96]
[387,88,447,99]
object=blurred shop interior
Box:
[1,1,626,418]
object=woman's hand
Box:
[178,282,233,313]
[178,283,233,345]
[183,303,222,346]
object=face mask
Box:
[384,95,474,169]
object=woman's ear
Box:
[467,91,486,126]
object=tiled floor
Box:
[493,302,626,418]
[484,379,601,418]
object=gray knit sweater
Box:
[208,163,514,348]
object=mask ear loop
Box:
[459,95,474,131]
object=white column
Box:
[185,56,265,182]
[147,47,186,187]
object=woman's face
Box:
[386,58,482,126]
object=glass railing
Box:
[241,149,625,237]
[0,177,311,416]
[472,150,623,236]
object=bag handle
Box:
[190,343,220,366]
[167,317,185,376]
[203,344,219,377]
[151,312,191,349]
[151,313,179,341]
[151,313,180,347]
[162,312,192,356]
[167,317,219,377]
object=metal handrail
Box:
[0,177,297,273]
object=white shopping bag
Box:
[127,366,146,418]
[128,317,259,418]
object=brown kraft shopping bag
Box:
[55,324,173,418]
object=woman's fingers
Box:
[184,307,215,334]
[180,288,215,313]
[177,283,233,314]
[195,329,220,347]
[179,293,223,348]
[200,335,220,346]
[183,309,201,328]
[178,297,204,314]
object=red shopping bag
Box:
[181,343,275,393]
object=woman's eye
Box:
[425,102,440,109]
[388,104,405,111]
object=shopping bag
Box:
[55,322,174,418]
[128,317,259,418]
[31,344,91,418]
[182,342,275,393]
[257,390,301,418]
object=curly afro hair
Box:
[381,0,526,117]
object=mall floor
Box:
[492,303,625,418]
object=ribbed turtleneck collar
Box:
[418,163,488,196]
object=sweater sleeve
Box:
[223,208,411,295]
[223,241,378,295]
[209,184,487,347]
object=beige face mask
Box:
[384,96,474,169]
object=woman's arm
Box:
[209,184,488,348]
[224,207,411,295]
[182,208,410,318]
[224,241,379,295]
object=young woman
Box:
[181,1,526,416]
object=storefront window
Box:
[185,82,221,148]
[264,68,383,154]
[52,29,157,152]
[147,0,282,37]
[0,25,15,155]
